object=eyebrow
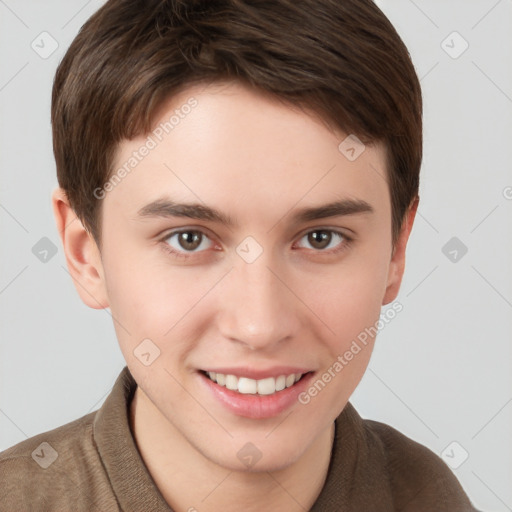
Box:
[135,197,374,227]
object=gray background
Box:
[1,1,511,510]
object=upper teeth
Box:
[207,372,303,395]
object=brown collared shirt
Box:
[0,366,479,511]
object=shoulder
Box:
[0,411,115,511]
[361,417,479,512]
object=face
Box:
[69,81,411,472]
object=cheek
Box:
[299,260,390,414]
[101,246,212,350]
[101,230,188,315]
[311,253,391,349]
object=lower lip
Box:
[198,371,315,419]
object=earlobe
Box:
[382,197,419,305]
[51,187,109,309]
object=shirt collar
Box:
[93,366,173,511]
[93,365,382,511]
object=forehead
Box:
[105,81,389,226]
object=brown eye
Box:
[164,230,213,254]
[177,231,202,250]
[307,230,332,249]
[297,229,345,252]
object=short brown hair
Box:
[52,0,422,249]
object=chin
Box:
[198,435,307,474]
[218,452,301,474]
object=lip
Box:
[201,366,313,380]
[198,370,315,419]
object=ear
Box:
[382,196,419,305]
[51,187,109,309]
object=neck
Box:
[130,386,335,512]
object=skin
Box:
[52,80,418,512]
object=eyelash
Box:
[159,228,352,261]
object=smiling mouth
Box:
[200,370,311,396]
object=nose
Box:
[216,251,300,351]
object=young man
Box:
[0,0,479,510]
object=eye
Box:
[163,229,214,256]
[295,229,347,252]
[160,227,351,261]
